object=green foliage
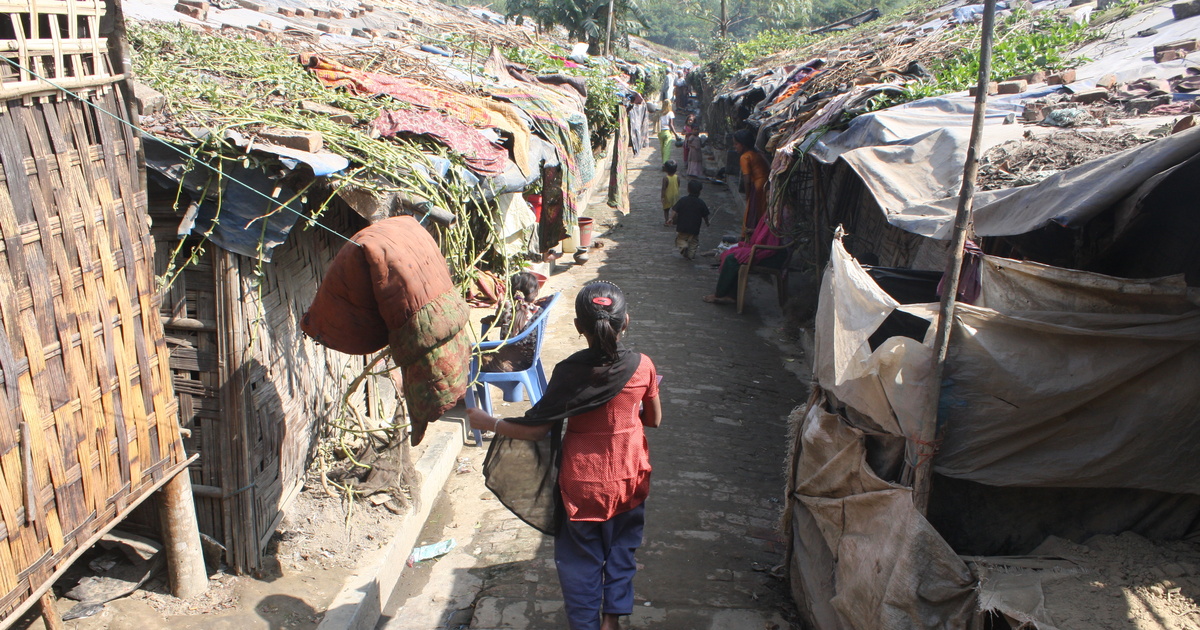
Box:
[505,0,646,51]
[638,2,711,50]
[705,29,815,83]
[129,22,508,289]
[852,10,1100,115]
[129,22,380,120]
[929,9,1098,93]
[1091,0,1143,25]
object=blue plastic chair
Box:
[465,292,560,446]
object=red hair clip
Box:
[592,296,613,306]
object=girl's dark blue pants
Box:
[554,502,645,630]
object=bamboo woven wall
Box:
[810,159,949,271]
[152,195,398,573]
[0,0,187,621]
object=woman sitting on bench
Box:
[703,216,786,305]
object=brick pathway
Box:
[381,143,807,630]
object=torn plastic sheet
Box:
[144,138,303,261]
[190,164,302,261]
[224,129,349,176]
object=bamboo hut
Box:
[123,0,652,574]
[0,0,200,623]
[148,180,389,574]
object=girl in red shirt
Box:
[467,281,662,630]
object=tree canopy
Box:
[505,0,646,53]
[639,0,905,51]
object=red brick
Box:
[330,8,347,18]
[1047,69,1077,85]
[237,0,264,10]
[1022,102,1048,122]
[1128,95,1171,114]
[258,128,324,152]
[1071,87,1109,103]
[174,2,207,19]
[295,8,313,16]
[316,22,348,34]
[132,81,165,116]
[277,6,295,15]
[997,79,1028,94]
[1156,49,1185,62]
[968,82,998,96]
[1173,115,1197,134]
[1154,39,1198,55]
[1012,70,1046,84]
[1096,74,1118,89]
[1172,1,1200,20]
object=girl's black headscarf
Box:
[481,282,641,535]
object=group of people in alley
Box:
[462,81,781,629]
[660,111,784,305]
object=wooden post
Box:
[910,0,998,515]
[604,0,615,56]
[157,469,209,598]
[38,590,63,630]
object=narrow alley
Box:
[380,145,809,629]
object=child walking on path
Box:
[670,179,710,260]
[684,132,704,178]
[661,161,680,227]
[467,282,662,630]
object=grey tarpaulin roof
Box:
[801,1,1200,240]
[814,115,1200,239]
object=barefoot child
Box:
[468,282,662,630]
[661,161,680,227]
[670,179,710,260]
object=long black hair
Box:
[575,281,627,362]
[510,271,540,303]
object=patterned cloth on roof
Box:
[373,109,508,176]
[299,53,533,176]
[490,87,584,244]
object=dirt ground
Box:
[975,533,1200,630]
[14,443,441,630]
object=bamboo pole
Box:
[910,0,997,515]
[157,470,209,599]
[604,0,615,56]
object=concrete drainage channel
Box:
[316,420,464,630]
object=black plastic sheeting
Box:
[144,138,303,261]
